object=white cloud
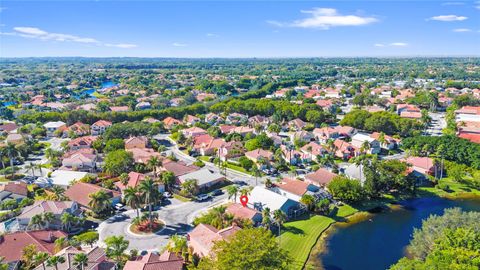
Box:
[268,8,378,29]
[1,26,137,48]
[206,33,219,37]
[172,42,188,47]
[428,15,468,21]
[453,28,472,32]
[390,42,408,47]
[374,42,408,47]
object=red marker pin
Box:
[240,195,248,207]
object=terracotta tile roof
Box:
[63,148,95,159]
[123,251,183,270]
[226,203,261,220]
[0,181,28,196]
[68,136,98,148]
[126,148,161,164]
[458,133,480,144]
[305,168,338,186]
[245,149,273,160]
[163,117,181,127]
[162,161,198,177]
[64,182,120,208]
[92,120,112,127]
[115,171,146,191]
[0,230,68,262]
[19,200,75,219]
[274,178,310,196]
[0,123,18,133]
[188,224,241,257]
[109,106,129,112]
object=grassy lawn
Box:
[198,156,210,162]
[225,162,252,175]
[418,177,480,198]
[280,214,335,270]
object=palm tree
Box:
[273,209,287,245]
[123,187,141,219]
[139,177,161,229]
[300,194,315,211]
[54,237,68,253]
[240,186,253,197]
[33,252,49,270]
[160,171,175,192]
[29,214,46,230]
[226,185,239,202]
[43,212,55,228]
[46,256,65,270]
[360,140,370,154]
[88,190,112,216]
[51,186,65,201]
[436,144,446,179]
[35,163,47,177]
[377,132,386,149]
[25,162,36,177]
[119,173,129,186]
[61,212,76,232]
[5,143,19,177]
[147,156,162,178]
[264,178,272,188]
[104,235,129,264]
[73,253,88,270]
[210,206,232,229]
[262,207,271,229]
[166,235,188,260]
[0,147,7,171]
[251,166,261,186]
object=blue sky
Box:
[0,1,479,57]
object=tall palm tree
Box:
[73,253,88,270]
[251,166,261,186]
[273,209,287,245]
[262,207,271,230]
[5,143,19,177]
[147,156,162,178]
[43,212,55,228]
[33,252,49,270]
[360,140,370,154]
[25,162,36,177]
[54,237,68,253]
[226,185,239,202]
[119,173,129,186]
[0,147,7,171]
[139,177,161,229]
[166,235,188,260]
[46,256,65,270]
[51,186,65,201]
[61,212,75,233]
[88,190,112,216]
[123,186,141,219]
[436,144,446,179]
[29,214,46,230]
[160,171,175,192]
[35,163,46,177]
[104,235,129,264]
[240,186,253,197]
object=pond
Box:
[78,81,117,99]
[317,196,480,270]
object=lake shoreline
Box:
[303,190,480,270]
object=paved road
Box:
[98,194,228,252]
[425,112,446,136]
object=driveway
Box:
[19,137,70,177]
[97,194,228,252]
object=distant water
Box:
[77,81,117,99]
[317,197,480,270]
[2,101,16,107]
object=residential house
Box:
[248,115,269,127]
[301,142,328,161]
[205,113,223,125]
[290,130,314,143]
[219,124,236,134]
[49,170,90,186]
[272,178,319,202]
[16,200,80,230]
[182,127,207,138]
[313,127,339,143]
[281,145,311,165]
[225,203,262,225]
[61,152,97,172]
[0,122,18,135]
[109,106,129,112]
[370,132,400,150]
[44,121,67,137]
[351,133,381,154]
[64,182,121,209]
[397,104,422,119]
[115,171,164,194]
[127,148,161,164]
[304,168,338,188]
[178,168,225,190]
[68,136,97,150]
[288,118,306,131]
[184,115,201,126]
[32,246,116,270]
[5,133,24,145]
[0,182,28,203]
[188,224,241,257]
[124,251,183,270]
[333,139,357,159]
[226,113,248,125]
[229,126,255,136]
[404,156,438,178]
[90,120,112,135]
[163,117,182,130]
[161,160,199,177]
[455,106,480,124]
[135,101,151,110]
[218,141,244,161]
[124,136,148,149]
[64,122,90,137]
[242,186,301,218]
[245,149,273,166]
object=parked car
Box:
[210,189,223,196]
[196,194,210,201]
[163,192,173,198]
[114,203,126,211]
[233,180,248,186]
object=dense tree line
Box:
[340,109,423,137]
[402,135,480,169]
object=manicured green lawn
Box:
[173,194,192,202]
[280,214,335,270]
[418,177,480,198]
[198,156,210,162]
